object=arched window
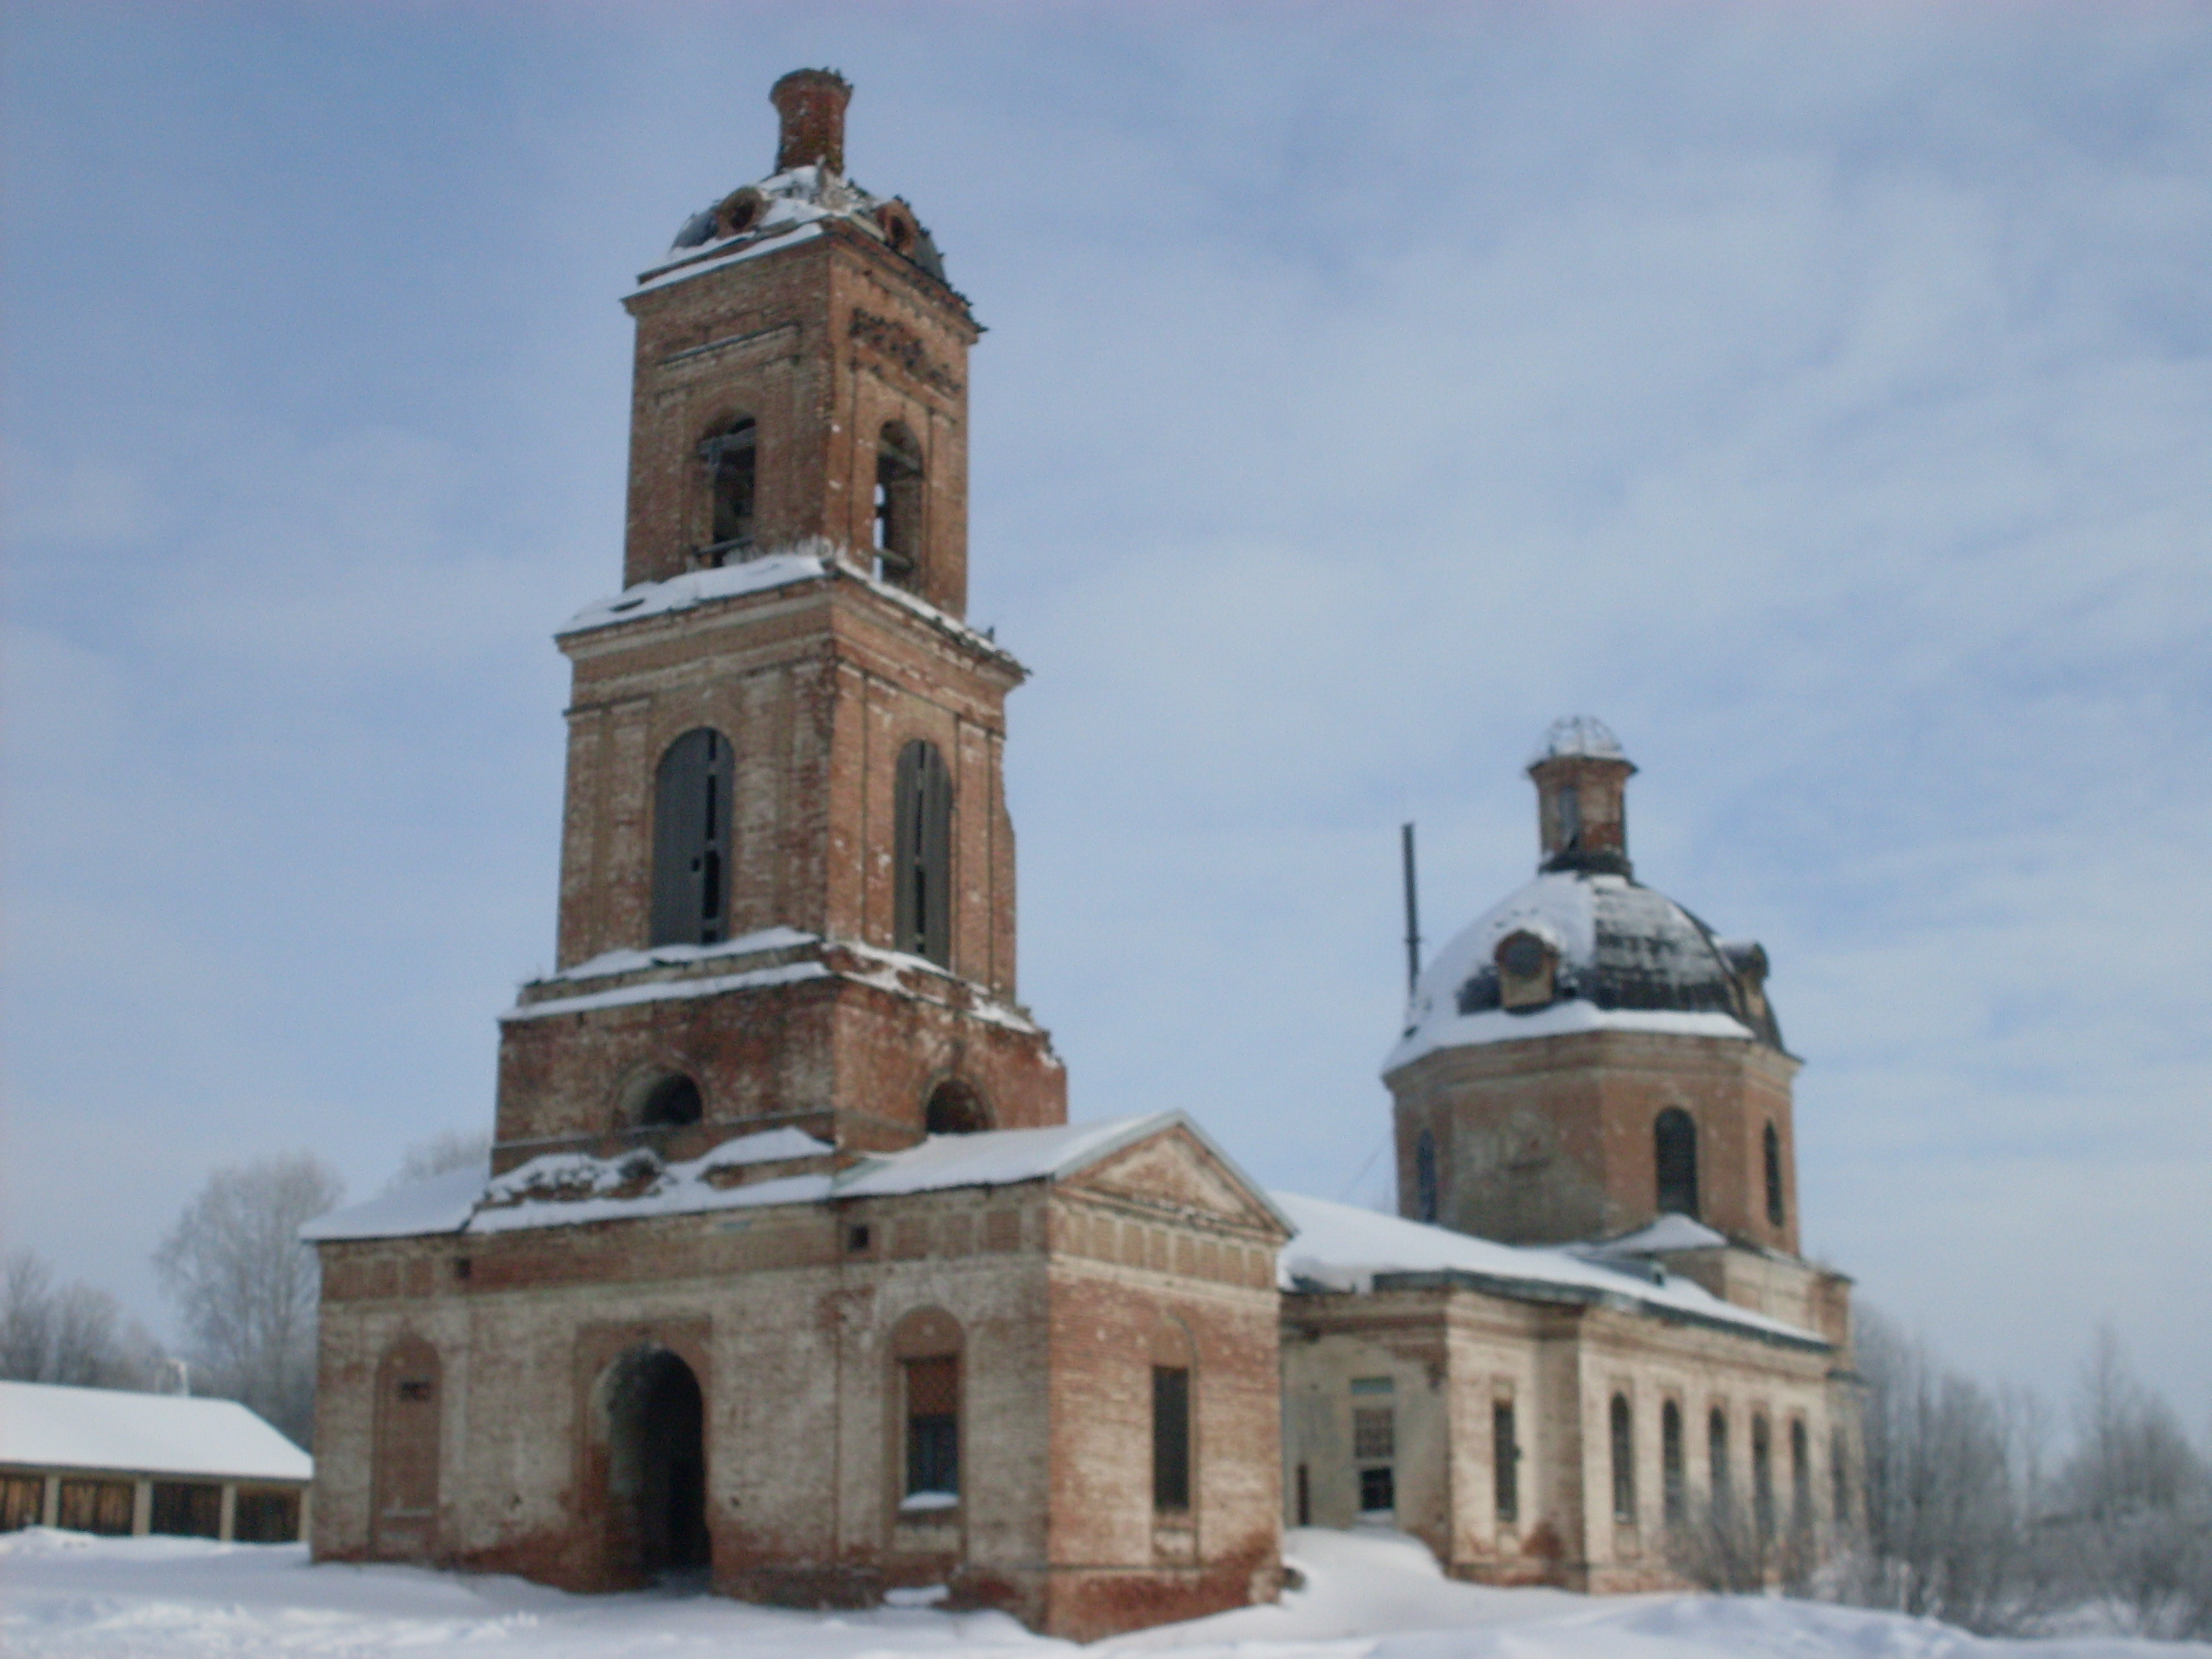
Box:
[1764,1122,1786,1228]
[1655,1108,1699,1218]
[1661,1399,1685,1523]
[1790,1418,1811,1528]
[1414,1130,1439,1224]
[651,729,732,947]
[1708,1406,1730,1500]
[1751,1413,1774,1538]
[1151,1317,1196,1517]
[1610,1393,1636,1524]
[923,1077,988,1135]
[894,739,951,966]
[699,417,756,562]
[874,422,924,588]
[1830,1428,1851,1525]
[373,1336,441,1558]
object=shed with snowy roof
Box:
[0,1379,311,1542]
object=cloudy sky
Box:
[5,3,2208,1420]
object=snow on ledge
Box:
[1384,1000,1752,1073]
[539,928,819,985]
[503,960,830,1023]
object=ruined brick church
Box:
[306,72,1856,1639]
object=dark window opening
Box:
[1708,1408,1730,1501]
[905,1355,960,1498]
[232,1488,302,1543]
[651,729,733,947]
[1359,1465,1396,1515]
[893,739,952,966]
[874,422,924,589]
[1494,1401,1521,1524]
[1790,1418,1811,1528]
[1655,1108,1700,1218]
[1610,1394,1636,1524]
[605,1346,708,1576]
[924,1078,989,1135]
[1764,1121,1786,1228]
[1557,784,1581,851]
[1295,1462,1311,1526]
[639,1073,703,1128]
[1662,1399,1686,1524]
[846,1224,871,1254]
[1752,1415,1774,1538]
[152,1481,222,1538]
[1414,1130,1439,1225]
[1831,1429,1851,1525]
[1153,1366,1191,1513]
[700,418,756,561]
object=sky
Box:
[3,3,2208,1427]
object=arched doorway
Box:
[603,1346,708,1580]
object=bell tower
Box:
[493,71,1065,1171]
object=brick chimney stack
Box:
[771,68,853,175]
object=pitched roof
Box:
[305,1113,1290,1243]
[0,1380,312,1482]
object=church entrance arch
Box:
[600,1345,709,1580]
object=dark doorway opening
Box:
[606,1347,709,1581]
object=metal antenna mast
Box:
[1400,822,1422,996]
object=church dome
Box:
[1385,720,1784,1073]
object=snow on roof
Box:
[1578,1214,1729,1257]
[1273,1193,1824,1348]
[636,165,952,300]
[1531,714,1626,764]
[537,927,818,985]
[0,1380,311,1482]
[305,1114,1280,1244]
[558,540,1019,672]
[1386,871,1755,1072]
[503,959,830,1023]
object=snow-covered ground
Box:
[3,1523,2205,1658]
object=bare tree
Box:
[152,1151,342,1448]
[386,1128,491,1191]
[0,1249,163,1389]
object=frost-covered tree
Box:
[1833,1308,2055,1634]
[2045,1330,2212,1640]
[152,1151,342,1448]
[385,1128,491,1191]
[0,1249,163,1389]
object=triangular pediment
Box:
[1063,1124,1288,1238]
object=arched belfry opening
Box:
[1654,1107,1699,1219]
[699,417,756,562]
[874,422,924,588]
[602,1346,708,1581]
[893,739,951,965]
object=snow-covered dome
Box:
[1532,714,1625,764]
[1383,869,1784,1073]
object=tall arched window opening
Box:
[1708,1407,1730,1502]
[874,422,924,588]
[1751,1414,1774,1538]
[1830,1429,1851,1525]
[1790,1418,1811,1528]
[699,417,756,562]
[1414,1130,1439,1225]
[1661,1399,1685,1524]
[893,739,951,966]
[890,1309,963,1511]
[651,729,733,947]
[1655,1108,1699,1218]
[1610,1394,1636,1524]
[1493,1399,1520,1525]
[1764,1122,1786,1227]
